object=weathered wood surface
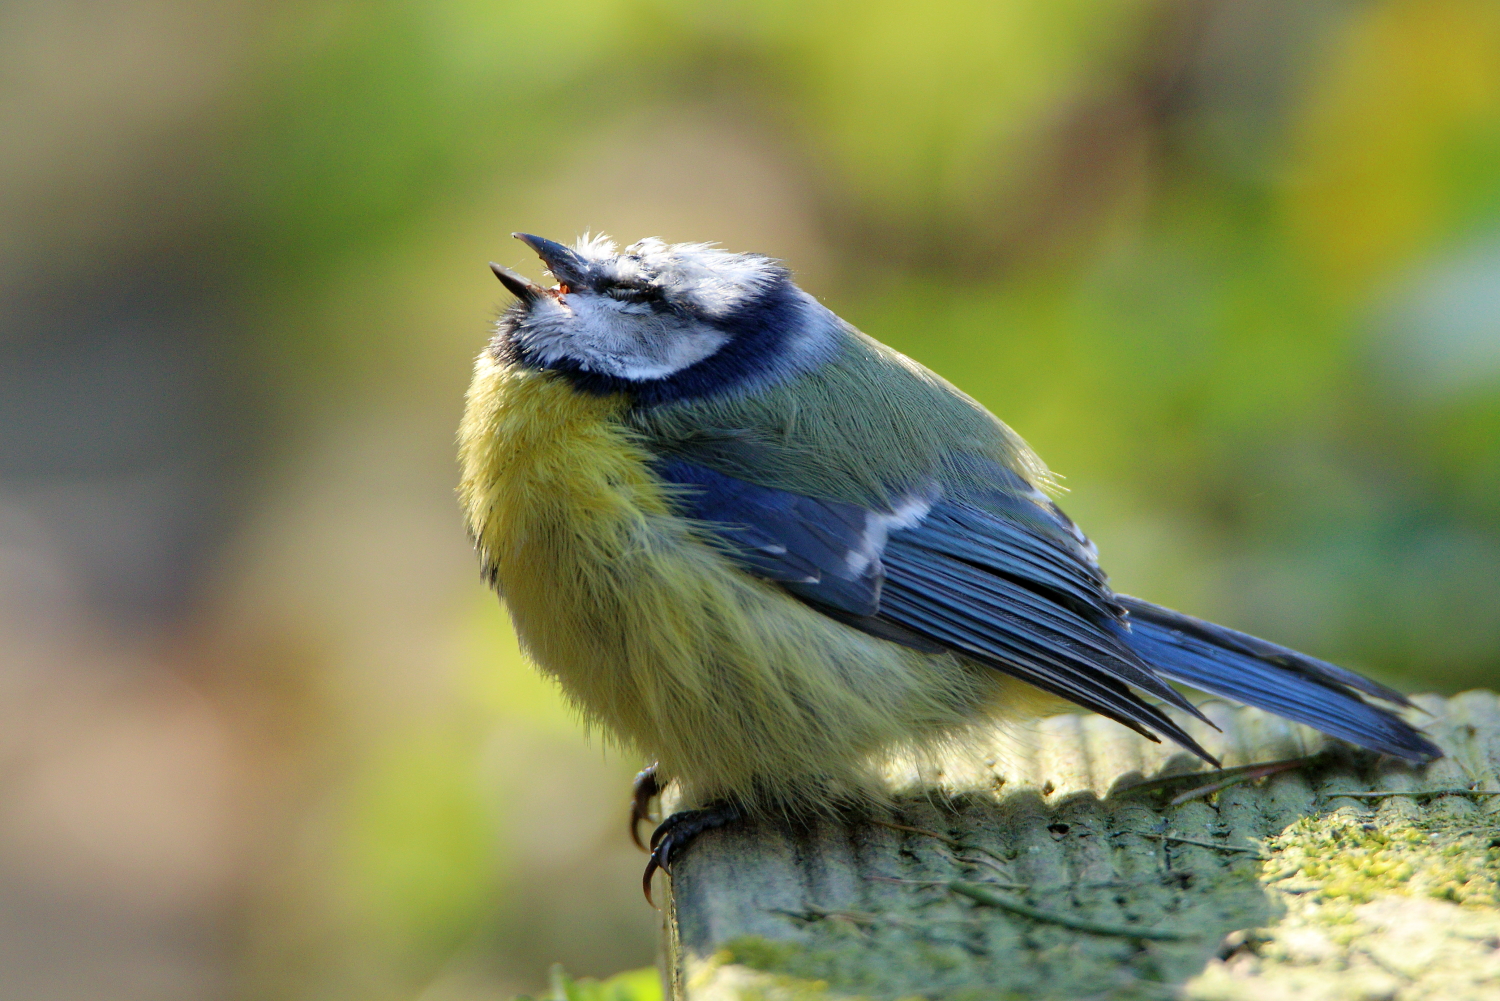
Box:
[662,691,1500,1000]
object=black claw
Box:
[642,851,664,906]
[640,802,744,907]
[630,764,661,852]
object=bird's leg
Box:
[629,763,661,851]
[642,800,744,906]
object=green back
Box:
[627,324,1051,508]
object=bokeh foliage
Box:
[15,1,1499,998]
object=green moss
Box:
[695,944,848,1001]
[513,964,663,1001]
[723,938,827,980]
[1260,812,1500,908]
[1182,808,1500,1000]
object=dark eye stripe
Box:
[604,284,660,303]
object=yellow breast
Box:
[458,352,670,585]
[457,352,1005,811]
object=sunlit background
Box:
[4,1,1499,997]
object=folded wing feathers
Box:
[654,459,1437,766]
[881,542,1214,733]
[900,509,1114,617]
[878,585,1216,760]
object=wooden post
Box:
[662,691,1500,1000]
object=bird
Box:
[457,233,1441,902]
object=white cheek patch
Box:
[511,293,730,381]
[846,489,938,577]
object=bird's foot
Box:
[630,764,661,851]
[642,801,743,906]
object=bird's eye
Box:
[604,284,659,304]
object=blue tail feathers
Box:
[1115,597,1442,764]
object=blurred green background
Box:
[3,0,1498,998]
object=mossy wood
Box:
[661,691,1500,1000]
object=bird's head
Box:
[489,234,836,405]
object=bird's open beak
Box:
[489,233,591,302]
[489,262,545,301]
[514,233,590,287]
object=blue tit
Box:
[458,233,1440,898]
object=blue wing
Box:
[655,457,1440,765]
[655,458,883,616]
[658,457,1216,759]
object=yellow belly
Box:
[457,354,1003,810]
